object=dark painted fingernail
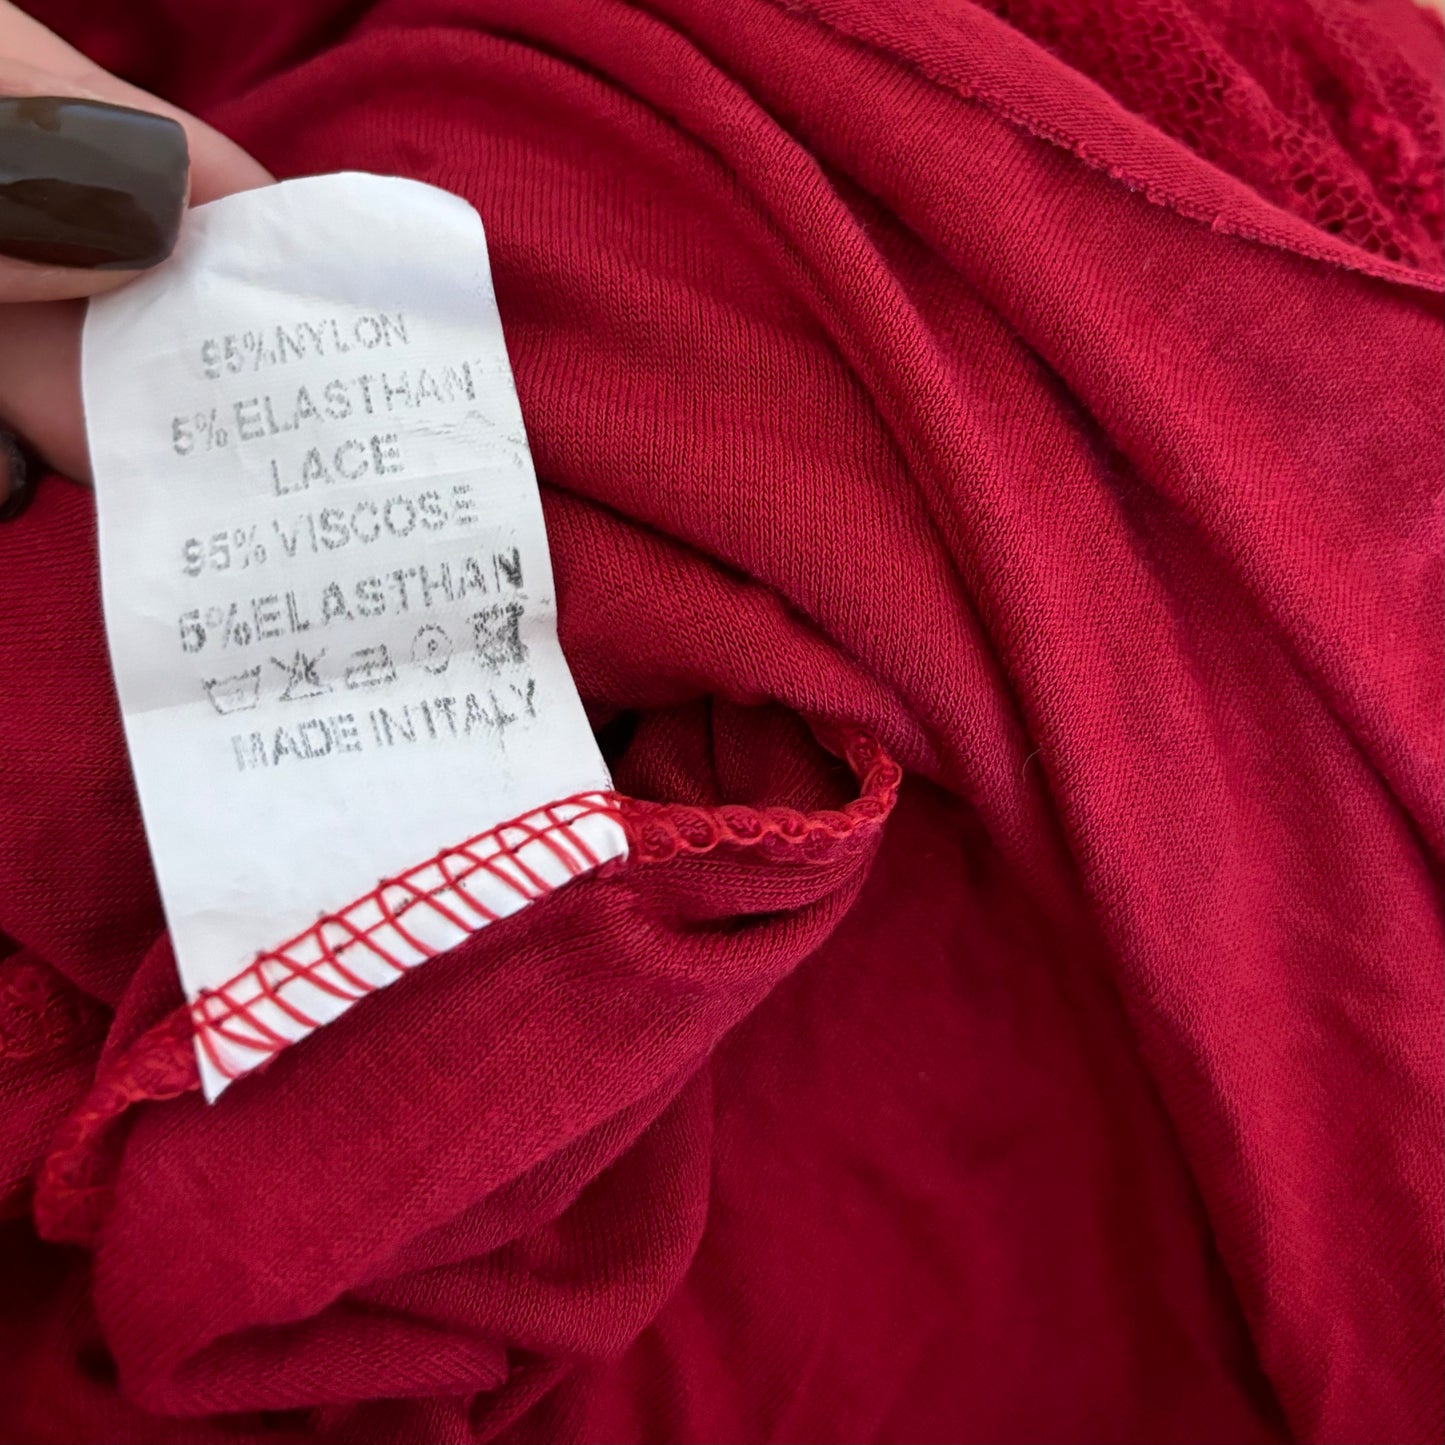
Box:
[0,97,188,270]
[0,431,31,522]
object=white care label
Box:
[84,173,625,1100]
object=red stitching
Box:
[547,802,601,868]
[373,883,433,956]
[436,848,501,924]
[257,961,331,1031]
[190,792,625,1079]
[616,726,902,864]
[385,871,474,937]
[188,731,899,1081]
[36,733,901,1243]
[34,1003,200,1246]
[314,912,405,982]
[483,822,553,895]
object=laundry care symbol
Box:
[410,624,452,676]
[203,667,261,716]
[271,649,331,703]
[345,644,397,690]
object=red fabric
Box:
[1,1,1441,1441]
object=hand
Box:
[0,0,270,515]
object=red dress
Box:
[1,1,1440,1440]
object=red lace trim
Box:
[975,0,1445,270]
[619,727,902,861]
[0,954,105,1063]
[0,955,109,1221]
[34,729,899,1246]
[35,1006,200,1244]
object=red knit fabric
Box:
[1,2,1441,1442]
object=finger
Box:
[0,2,270,302]
[0,89,188,294]
[0,1,272,483]
[0,3,271,203]
[0,296,86,480]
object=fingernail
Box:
[0,97,188,270]
[0,431,31,522]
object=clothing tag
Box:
[84,174,625,1100]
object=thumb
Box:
[0,0,271,489]
[0,85,189,298]
[0,0,269,301]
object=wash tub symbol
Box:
[204,666,262,716]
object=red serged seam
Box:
[34,729,900,1246]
